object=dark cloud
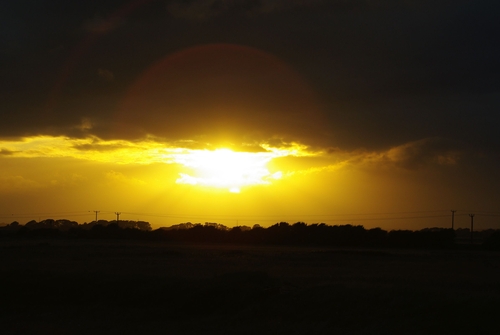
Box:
[97,68,115,82]
[384,137,464,170]
[166,0,323,21]
[110,43,329,148]
[0,0,498,155]
[82,15,124,34]
[0,149,16,156]
[165,0,446,22]
[72,142,131,152]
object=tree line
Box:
[2,219,500,249]
[1,218,151,235]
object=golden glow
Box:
[0,135,183,164]
[0,136,317,192]
[0,135,481,231]
[173,148,283,192]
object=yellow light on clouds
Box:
[0,136,312,193]
[0,135,180,164]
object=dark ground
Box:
[1,239,499,334]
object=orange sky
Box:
[0,132,497,230]
[1,1,500,230]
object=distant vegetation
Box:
[2,219,500,250]
[0,219,151,238]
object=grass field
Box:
[1,239,499,334]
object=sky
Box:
[1,0,500,230]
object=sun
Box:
[173,148,283,192]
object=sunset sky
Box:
[1,0,499,230]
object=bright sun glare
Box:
[173,148,283,193]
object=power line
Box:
[112,213,451,223]
[1,209,489,220]
[117,209,452,219]
[0,213,92,219]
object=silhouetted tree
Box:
[3,221,20,231]
[366,227,388,247]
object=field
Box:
[1,239,499,334]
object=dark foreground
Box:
[1,239,499,334]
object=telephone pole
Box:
[93,210,100,222]
[451,210,456,230]
[115,212,121,222]
[469,214,475,244]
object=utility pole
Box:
[469,214,475,244]
[115,212,121,222]
[93,210,100,222]
[451,210,456,230]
